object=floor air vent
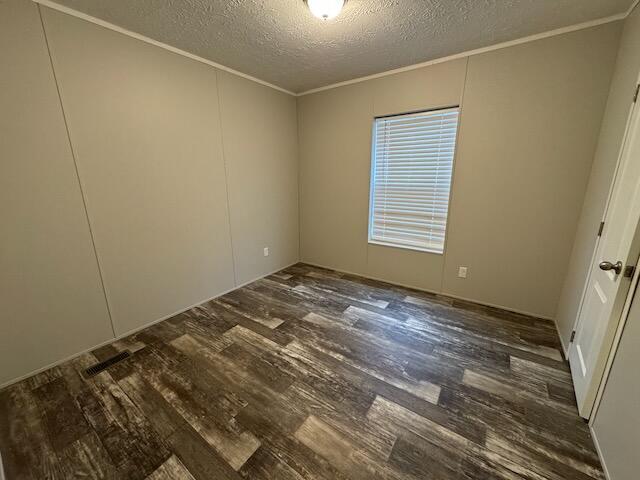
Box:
[83,350,131,378]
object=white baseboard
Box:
[302,260,554,321]
[590,426,612,480]
[556,317,571,358]
[0,261,298,390]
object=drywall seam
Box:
[0,261,299,390]
[363,88,374,271]
[297,14,627,96]
[303,261,554,321]
[438,57,470,294]
[295,97,303,263]
[32,0,296,96]
[37,3,117,337]
[214,70,239,288]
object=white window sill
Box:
[368,240,444,255]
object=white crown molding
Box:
[32,0,297,96]
[33,0,637,97]
[297,12,630,96]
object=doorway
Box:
[569,81,640,419]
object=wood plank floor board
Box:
[437,384,602,478]
[283,320,443,405]
[249,277,355,318]
[33,377,92,452]
[204,300,294,346]
[387,431,463,480]
[256,306,451,406]
[220,342,296,393]
[55,432,118,480]
[0,383,60,479]
[25,365,64,392]
[169,334,309,437]
[546,380,578,405]
[146,455,196,480]
[235,415,351,480]
[285,268,394,310]
[285,381,397,462]
[223,326,380,422]
[0,263,603,479]
[391,301,565,363]
[293,415,403,480]
[284,339,488,446]
[165,426,243,480]
[141,343,262,471]
[68,354,173,479]
[215,288,294,329]
[238,445,306,480]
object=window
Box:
[368,107,459,254]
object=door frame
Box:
[568,76,640,420]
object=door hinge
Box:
[597,221,605,237]
[570,330,576,343]
[624,265,636,278]
[635,84,640,103]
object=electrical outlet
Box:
[263,247,269,257]
[458,266,468,278]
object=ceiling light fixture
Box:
[307,0,344,20]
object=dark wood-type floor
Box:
[0,263,603,480]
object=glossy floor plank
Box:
[0,263,602,480]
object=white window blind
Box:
[369,107,459,254]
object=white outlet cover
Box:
[458,267,468,278]
[263,247,269,257]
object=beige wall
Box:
[0,1,299,385]
[298,23,621,318]
[443,26,620,318]
[298,60,467,292]
[42,8,237,336]
[0,0,113,386]
[556,6,640,349]
[217,71,299,286]
[40,7,300,336]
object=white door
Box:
[570,92,640,418]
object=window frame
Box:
[367,106,460,255]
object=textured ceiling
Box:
[50,0,633,93]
